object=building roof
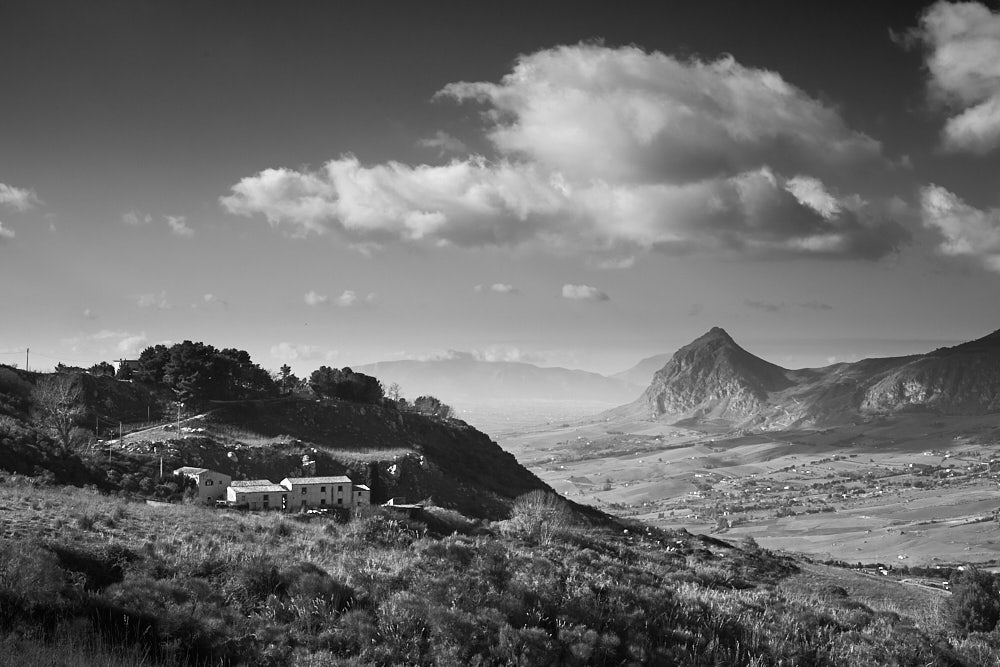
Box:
[355,484,371,491]
[281,476,352,485]
[230,479,274,487]
[232,483,286,494]
[174,466,210,475]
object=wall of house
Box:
[193,472,231,505]
[283,481,353,510]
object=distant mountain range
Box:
[354,356,642,404]
[609,326,1000,429]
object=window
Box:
[337,485,343,492]
[205,479,213,486]
[320,486,326,492]
[301,488,307,495]
[320,499,326,506]
[337,498,343,505]
[263,494,270,500]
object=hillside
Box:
[0,366,557,521]
[608,326,1000,429]
[2,480,996,667]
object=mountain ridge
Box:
[610,326,1000,428]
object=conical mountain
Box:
[634,327,793,422]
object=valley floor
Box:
[499,413,1000,568]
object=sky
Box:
[2,0,1000,377]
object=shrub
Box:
[946,567,1000,634]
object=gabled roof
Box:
[231,483,286,494]
[355,484,371,491]
[281,476,352,485]
[174,466,210,475]
[231,479,275,487]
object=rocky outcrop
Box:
[637,328,792,422]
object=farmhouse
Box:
[174,466,231,505]
[280,475,353,511]
[227,480,289,511]
[223,475,370,512]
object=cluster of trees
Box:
[308,366,384,404]
[127,341,276,404]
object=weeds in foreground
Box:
[0,483,991,666]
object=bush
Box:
[946,567,1000,634]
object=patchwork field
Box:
[498,413,1000,567]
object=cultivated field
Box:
[499,413,1000,567]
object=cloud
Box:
[136,291,171,310]
[911,1,1000,153]
[122,210,153,226]
[687,303,704,317]
[562,284,609,301]
[270,342,338,362]
[335,290,376,307]
[0,222,14,242]
[117,334,149,356]
[82,308,97,320]
[744,299,784,312]
[304,290,329,306]
[417,130,468,155]
[920,184,1000,271]
[798,300,833,311]
[166,215,194,237]
[0,183,40,210]
[200,293,228,309]
[221,44,906,262]
[474,283,519,294]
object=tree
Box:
[386,382,402,403]
[279,364,298,394]
[88,361,116,377]
[32,374,87,456]
[413,395,452,419]
[946,567,1000,633]
[309,366,383,404]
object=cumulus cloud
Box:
[200,293,228,309]
[83,308,97,320]
[117,334,149,356]
[474,283,518,294]
[920,184,1000,271]
[270,342,338,362]
[221,43,905,261]
[304,290,329,306]
[0,183,40,210]
[136,291,171,310]
[166,215,194,237]
[417,130,467,155]
[335,290,376,307]
[911,1,1000,153]
[562,284,610,301]
[0,222,14,242]
[122,210,153,226]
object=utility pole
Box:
[25,348,28,372]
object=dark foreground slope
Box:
[609,327,1000,429]
[1,481,992,667]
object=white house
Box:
[354,484,371,507]
[279,476,353,511]
[227,480,289,511]
[174,466,232,505]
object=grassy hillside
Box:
[2,479,997,666]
